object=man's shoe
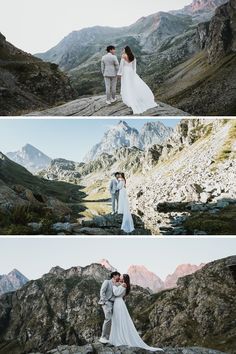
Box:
[111,98,117,103]
[99,337,109,344]
[106,100,111,105]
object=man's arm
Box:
[114,56,119,74]
[109,180,113,194]
[101,57,105,75]
[100,280,109,303]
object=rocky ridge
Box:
[0,256,235,353]
[0,33,75,116]
[0,269,28,295]
[84,120,173,162]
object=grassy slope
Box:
[157,51,236,115]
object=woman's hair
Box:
[124,46,135,63]
[120,173,126,186]
[123,274,131,296]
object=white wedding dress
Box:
[109,285,163,352]
[117,179,134,234]
[117,58,158,114]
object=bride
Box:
[117,173,134,234]
[109,274,163,351]
[117,46,158,114]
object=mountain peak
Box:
[84,120,173,161]
[7,144,51,174]
[99,259,117,272]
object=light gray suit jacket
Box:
[109,178,118,195]
[99,279,115,305]
[101,53,119,77]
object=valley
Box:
[1,118,236,235]
[1,0,235,116]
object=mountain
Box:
[182,0,228,14]
[0,256,235,353]
[33,0,235,116]
[84,120,173,161]
[7,144,51,174]
[157,0,236,116]
[164,263,205,288]
[0,32,75,116]
[84,121,140,161]
[0,152,85,234]
[128,118,236,235]
[0,269,28,295]
[128,265,164,292]
[99,259,117,272]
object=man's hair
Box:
[110,271,121,278]
[114,172,120,177]
[107,45,115,52]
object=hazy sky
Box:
[1,0,191,53]
[0,118,180,162]
[0,238,235,280]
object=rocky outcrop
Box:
[27,95,190,117]
[0,257,235,353]
[143,256,236,353]
[0,33,75,116]
[28,343,228,354]
[0,269,28,295]
[7,144,51,174]
[128,119,236,235]
[77,213,152,235]
[158,0,236,116]
[206,0,236,63]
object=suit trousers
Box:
[111,192,119,213]
[101,302,113,339]
[104,76,117,101]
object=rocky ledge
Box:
[27,95,190,117]
[51,213,152,235]
[29,343,227,354]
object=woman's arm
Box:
[113,285,126,297]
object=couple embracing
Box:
[101,45,158,114]
[99,271,163,351]
[109,172,134,234]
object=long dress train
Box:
[117,180,134,234]
[117,58,157,114]
[109,285,163,352]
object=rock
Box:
[28,343,228,354]
[206,0,236,63]
[0,32,76,116]
[27,95,190,117]
[216,200,230,208]
[52,222,73,233]
[28,222,42,232]
[199,192,211,203]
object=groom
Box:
[98,271,121,344]
[109,172,120,215]
[101,45,119,105]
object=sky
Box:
[0,238,235,280]
[0,118,180,162]
[1,0,191,53]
